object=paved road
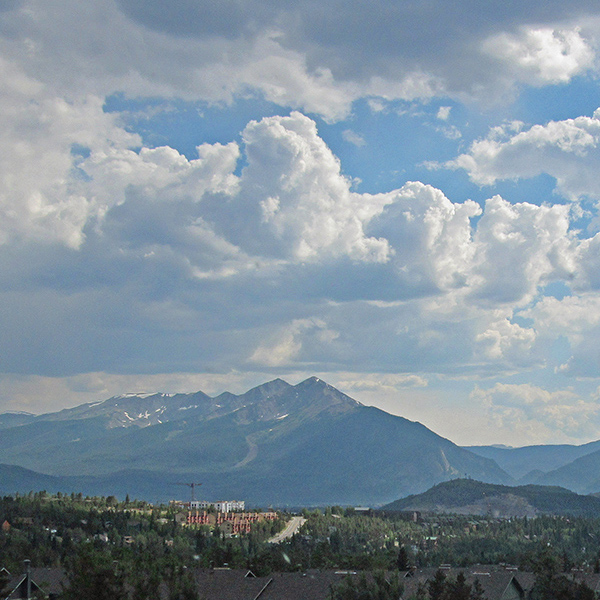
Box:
[268,516,306,544]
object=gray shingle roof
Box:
[193,569,352,600]
[2,567,66,600]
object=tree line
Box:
[3,493,600,599]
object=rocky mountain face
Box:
[0,377,512,505]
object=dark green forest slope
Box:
[382,479,600,517]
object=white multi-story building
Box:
[189,500,245,512]
[214,500,245,513]
[189,500,211,510]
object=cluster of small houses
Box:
[4,562,600,600]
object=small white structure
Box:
[190,500,245,512]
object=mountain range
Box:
[1,376,600,506]
[465,442,600,495]
[0,377,509,506]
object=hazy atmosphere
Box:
[3,0,600,447]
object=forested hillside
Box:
[382,479,600,517]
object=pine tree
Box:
[61,547,128,600]
[447,572,471,600]
[470,578,485,600]
[428,570,447,600]
[396,546,409,571]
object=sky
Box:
[3,0,600,447]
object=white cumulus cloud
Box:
[472,383,600,442]
[234,112,393,263]
[249,318,340,367]
[449,110,600,200]
[483,26,594,85]
[371,182,481,292]
[468,196,575,305]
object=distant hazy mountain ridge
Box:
[467,441,600,495]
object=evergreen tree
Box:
[60,547,127,600]
[168,568,198,600]
[447,572,471,600]
[428,570,447,600]
[0,569,10,597]
[531,547,560,600]
[530,547,595,600]
[470,578,485,600]
[396,546,410,571]
[328,571,403,600]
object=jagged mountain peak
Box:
[37,389,213,428]
[291,376,362,410]
[297,375,323,385]
[214,377,359,425]
[295,376,331,389]
[237,378,292,400]
[21,376,358,430]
